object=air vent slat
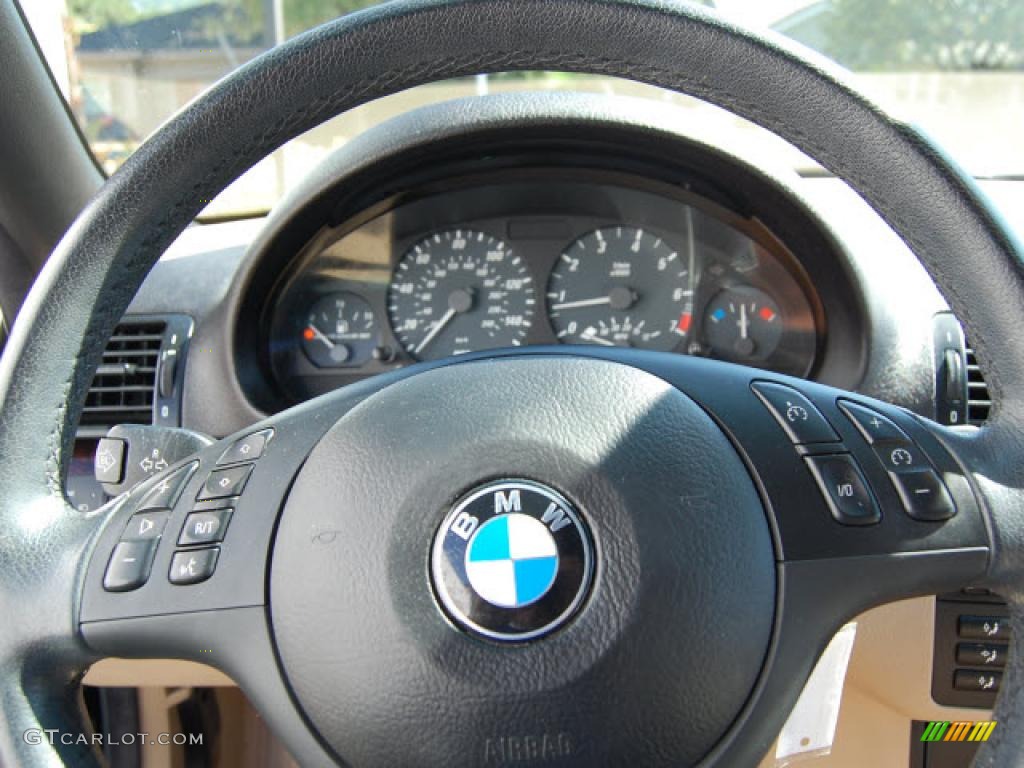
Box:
[964,345,990,426]
[82,320,165,428]
[100,349,161,359]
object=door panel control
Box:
[803,454,881,525]
[169,547,220,585]
[217,429,273,465]
[837,400,956,522]
[178,508,232,546]
[197,464,253,501]
[751,382,840,444]
[933,593,1011,708]
[104,540,158,592]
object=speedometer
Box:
[546,227,694,350]
[387,229,535,360]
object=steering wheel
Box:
[2,1,1023,765]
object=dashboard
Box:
[265,172,822,402]
[98,93,1024,764]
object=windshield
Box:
[22,0,1024,218]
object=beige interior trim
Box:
[85,659,234,687]
[760,596,992,766]
[86,596,992,766]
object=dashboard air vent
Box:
[965,344,991,426]
[82,320,166,427]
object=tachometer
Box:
[388,230,535,360]
[546,227,694,350]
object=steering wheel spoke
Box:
[75,377,396,765]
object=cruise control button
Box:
[837,400,908,444]
[953,670,1002,693]
[891,469,956,521]
[169,547,220,585]
[752,382,839,444]
[873,439,928,474]
[197,464,253,501]
[178,508,232,546]
[120,510,170,542]
[137,461,198,512]
[956,643,1008,668]
[959,615,1010,641]
[103,540,157,592]
[217,429,273,465]
[804,454,881,525]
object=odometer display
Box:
[388,230,535,360]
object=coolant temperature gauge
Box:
[301,292,379,367]
[703,286,782,364]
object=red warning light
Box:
[759,307,776,322]
[677,312,692,333]
[303,327,316,341]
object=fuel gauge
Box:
[703,286,782,364]
[301,292,379,367]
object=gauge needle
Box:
[307,323,335,348]
[738,304,749,340]
[580,327,616,347]
[414,308,456,356]
[551,296,613,311]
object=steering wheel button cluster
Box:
[837,400,908,444]
[872,439,929,474]
[197,464,253,501]
[217,429,273,465]
[169,547,219,585]
[891,470,957,521]
[120,510,170,542]
[803,454,881,526]
[103,540,158,592]
[137,460,197,512]
[178,509,232,546]
[751,382,839,444]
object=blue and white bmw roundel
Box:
[465,513,559,608]
[431,479,593,642]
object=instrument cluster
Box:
[267,175,821,401]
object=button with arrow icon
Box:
[120,510,170,542]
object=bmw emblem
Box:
[431,479,593,642]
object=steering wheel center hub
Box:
[432,479,593,640]
[270,356,776,766]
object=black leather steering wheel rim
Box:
[2,0,1024,765]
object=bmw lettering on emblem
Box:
[431,480,594,641]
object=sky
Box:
[713,0,819,28]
